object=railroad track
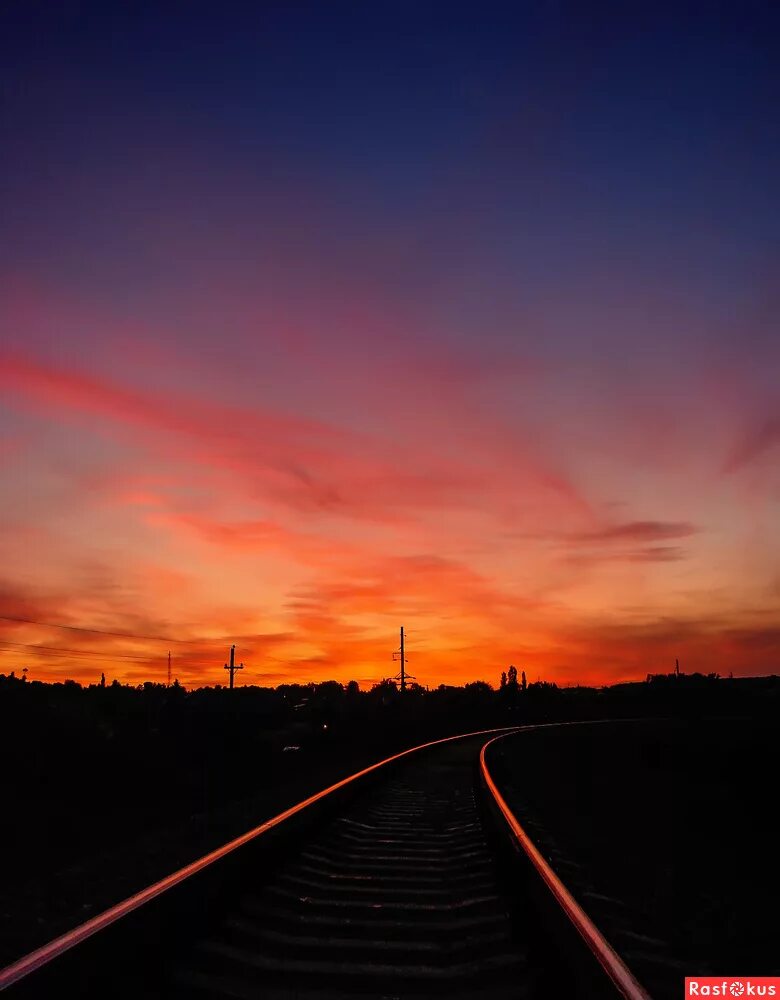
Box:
[0,726,651,999]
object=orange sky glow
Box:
[0,300,777,689]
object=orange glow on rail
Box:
[480,726,652,1000]
[0,726,518,990]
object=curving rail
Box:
[0,727,518,994]
[1,722,653,998]
[480,729,652,1000]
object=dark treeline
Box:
[3,668,777,795]
[2,668,777,794]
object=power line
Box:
[0,640,156,662]
[0,615,226,644]
[0,654,155,673]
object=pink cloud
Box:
[145,511,365,568]
[0,350,591,528]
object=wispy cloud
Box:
[564,545,687,566]
[724,414,780,472]
[567,520,697,544]
[0,351,578,526]
[555,520,697,565]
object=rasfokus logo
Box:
[685,979,779,997]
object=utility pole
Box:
[392,626,414,691]
[675,658,680,679]
[167,650,171,688]
[224,644,244,689]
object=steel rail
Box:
[480,729,652,1000]
[0,725,519,992]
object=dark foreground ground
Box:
[0,736,423,969]
[487,718,780,999]
[2,673,776,977]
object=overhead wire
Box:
[0,640,156,661]
[0,615,231,644]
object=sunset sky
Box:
[1,3,778,688]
